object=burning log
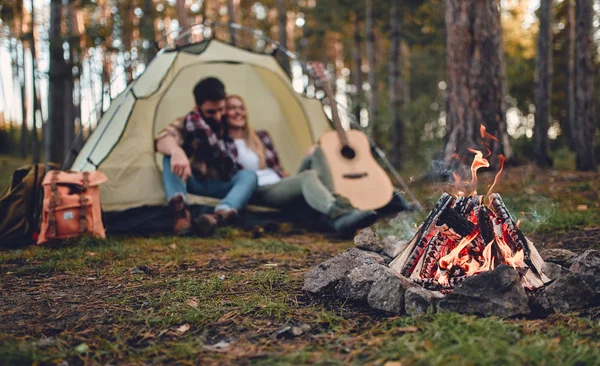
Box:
[389,192,550,291]
[390,193,455,277]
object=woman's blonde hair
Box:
[226,95,267,169]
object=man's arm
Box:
[156,134,192,182]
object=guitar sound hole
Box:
[341,146,356,159]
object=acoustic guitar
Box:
[308,61,394,211]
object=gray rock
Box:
[533,272,600,314]
[367,270,415,314]
[539,249,578,267]
[382,236,409,258]
[541,262,570,280]
[335,263,389,301]
[354,228,383,252]
[569,249,600,277]
[405,287,444,316]
[303,248,386,294]
[438,265,530,317]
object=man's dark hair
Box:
[193,77,226,106]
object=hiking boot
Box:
[169,195,192,236]
[332,210,378,239]
[193,209,241,237]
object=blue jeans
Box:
[162,156,258,212]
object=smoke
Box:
[375,211,425,241]
[505,195,558,234]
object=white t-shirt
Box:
[234,139,282,186]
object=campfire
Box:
[389,145,551,292]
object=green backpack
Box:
[0,163,58,248]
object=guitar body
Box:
[319,129,394,211]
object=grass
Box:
[1,160,599,364]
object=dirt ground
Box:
[1,164,599,364]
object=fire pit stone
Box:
[438,265,531,317]
[354,228,384,253]
[569,249,600,277]
[539,248,579,267]
[335,263,395,302]
[404,287,445,316]
[541,262,570,280]
[533,272,600,314]
[302,248,386,295]
[367,270,416,314]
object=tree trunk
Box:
[140,0,157,64]
[277,0,291,77]
[65,1,81,161]
[176,0,189,46]
[566,0,576,149]
[533,0,553,168]
[48,0,68,165]
[19,40,28,158]
[227,0,236,45]
[574,0,597,171]
[443,0,512,168]
[352,12,363,124]
[30,0,40,164]
[401,39,411,104]
[389,0,404,169]
[365,0,379,141]
[120,1,134,82]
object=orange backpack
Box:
[37,171,108,244]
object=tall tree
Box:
[48,0,68,164]
[443,0,512,167]
[277,0,291,76]
[365,0,379,141]
[574,0,596,170]
[566,0,576,149]
[227,0,236,45]
[352,11,363,124]
[533,0,553,168]
[176,0,189,46]
[30,0,40,164]
[140,0,158,63]
[389,0,405,168]
[19,40,28,158]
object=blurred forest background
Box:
[0,0,598,174]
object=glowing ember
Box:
[389,125,550,292]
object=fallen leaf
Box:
[396,326,419,333]
[169,243,177,249]
[384,362,403,366]
[175,324,190,334]
[203,340,231,352]
[74,343,90,354]
[86,252,98,256]
[187,299,199,308]
[577,205,588,211]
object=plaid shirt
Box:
[156,109,285,180]
[256,130,285,177]
[156,109,241,180]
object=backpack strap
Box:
[79,172,89,233]
[48,171,61,238]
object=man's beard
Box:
[199,111,224,135]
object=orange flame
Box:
[466,149,490,195]
[439,230,480,270]
[480,125,499,142]
[485,154,505,197]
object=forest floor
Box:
[1,155,600,365]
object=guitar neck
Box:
[321,81,349,147]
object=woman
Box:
[224,95,377,237]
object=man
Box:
[156,77,258,236]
